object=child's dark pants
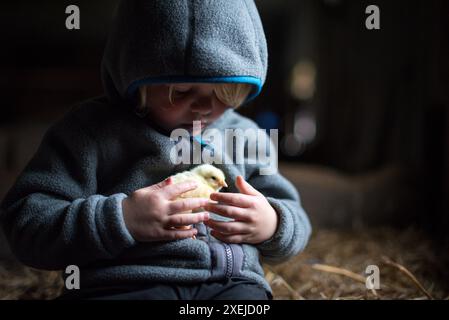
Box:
[58,277,272,300]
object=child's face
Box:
[144,83,229,133]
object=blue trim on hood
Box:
[126,75,262,104]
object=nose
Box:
[190,96,213,116]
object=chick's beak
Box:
[220,180,228,188]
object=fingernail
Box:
[203,212,210,220]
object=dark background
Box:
[0,0,448,257]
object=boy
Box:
[0,0,311,299]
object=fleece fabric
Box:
[0,0,311,295]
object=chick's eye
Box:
[211,177,216,180]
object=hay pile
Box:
[0,227,447,300]
[0,262,63,300]
[266,227,449,300]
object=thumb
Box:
[235,176,260,196]
[144,177,173,192]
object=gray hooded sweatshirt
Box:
[0,0,311,295]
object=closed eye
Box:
[173,85,192,94]
[174,89,190,95]
[170,87,192,104]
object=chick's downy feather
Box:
[170,164,227,235]
[171,164,228,199]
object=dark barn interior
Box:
[0,0,448,299]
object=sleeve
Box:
[244,129,312,265]
[248,171,312,265]
[0,113,136,270]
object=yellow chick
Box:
[171,164,228,199]
[170,164,228,237]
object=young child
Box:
[0,0,311,300]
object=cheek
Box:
[154,107,181,121]
[150,103,189,126]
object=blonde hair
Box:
[137,83,252,115]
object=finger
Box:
[235,176,260,196]
[167,212,210,227]
[162,181,198,199]
[203,203,249,221]
[204,219,250,235]
[168,198,210,214]
[142,177,173,192]
[209,192,253,208]
[210,230,245,244]
[163,228,198,240]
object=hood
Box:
[101,0,268,106]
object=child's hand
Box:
[122,178,210,242]
[203,176,278,244]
